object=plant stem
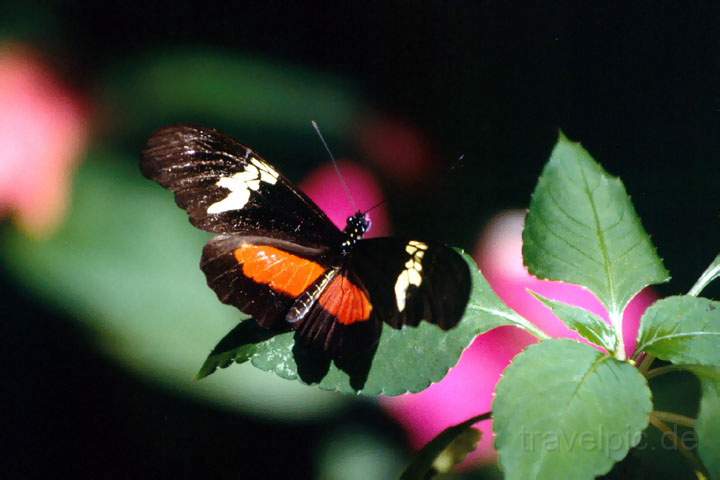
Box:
[649,414,709,478]
[646,364,686,380]
[688,253,720,297]
[652,410,696,428]
[610,310,626,361]
[637,353,655,374]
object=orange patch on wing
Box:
[234,244,325,297]
[318,274,372,325]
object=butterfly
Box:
[140,125,471,358]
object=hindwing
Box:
[349,238,471,331]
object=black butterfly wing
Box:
[291,266,382,357]
[141,125,470,359]
[200,234,335,329]
[348,238,471,330]
[200,234,381,357]
[141,125,345,247]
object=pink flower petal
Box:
[356,116,438,184]
[0,44,89,236]
[382,327,531,464]
[299,159,390,237]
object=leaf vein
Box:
[643,331,720,347]
[579,165,617,313]
[532,210,604,267]
[602,201,628,234]
[547,189,594,232]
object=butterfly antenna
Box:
[311,120,357,211]
[363,198,387,215]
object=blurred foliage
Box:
[0,41,382,422]
[0,0,61,47]
[99,48,365,171]
[316,425,407,480]
[1,153,348,420]
[400,414,487,480]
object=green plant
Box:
[5,126,716,478]
[198,132,718,479]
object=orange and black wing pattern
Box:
[201,235,381,356]
[201,235,330,329]
[291,268,381,356]
[141,124,472,360]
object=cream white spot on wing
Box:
[206,159,278,214]
[250,157,279,184]
[394,240,429,312]
[207,195,250,214]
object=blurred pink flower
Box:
[475,211,655,355]
[0,44,89,236]
[382,210,657,465]
[356,115,438,185]
[299,159,390,237]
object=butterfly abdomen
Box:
[286,268,338,324]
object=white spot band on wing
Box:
[206,157,279,214]
[394,240,428,312]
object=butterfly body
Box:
[141,125,471,357]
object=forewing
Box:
[200,235,334,329]
[349,238,471,330]
[141,125,344,247]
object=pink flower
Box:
[299,159,390,236]
[356,115,439,185]
[382,210,656,465]
[475,211,655,355]
[0,44,89,236]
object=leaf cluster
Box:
[400,134,720,479]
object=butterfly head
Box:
[340,211,371,253]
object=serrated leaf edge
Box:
[493,339,653,478]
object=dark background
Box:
[3,2,719,478]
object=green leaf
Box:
[196,320,277,379]
[0,155,345,420]
[697,384,720,480]
[493,339,652,480]
[688,367,720,479]
[522,132,669,320]
[198,255,538,395]
[637,296,720,366]
[399,413,489,480]
[530,291,617,353]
